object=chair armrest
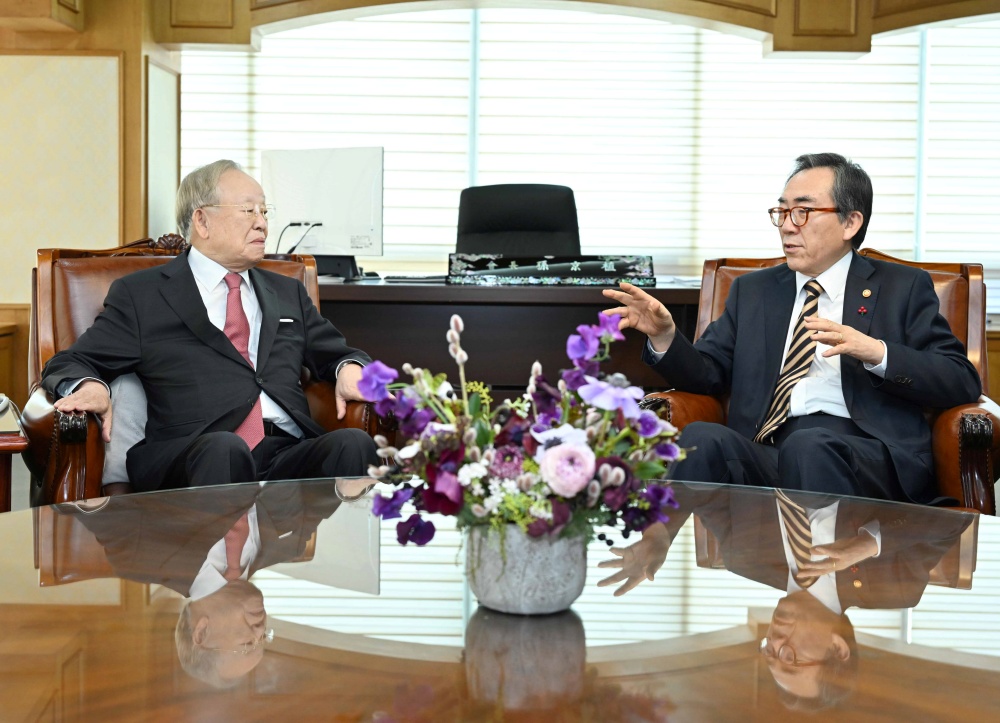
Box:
[19,386,105,507]
[302,378,396,441]
[932,395,999,515]
[641,391,725,430]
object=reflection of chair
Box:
[693,512,979,590]
[456,183,581,256]
[33,503,318,587]
[646,250,1000,514]
[20,235,391,507]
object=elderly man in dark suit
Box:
[603,153,982,503]
[41,159,378,490]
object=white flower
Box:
[483,496,501,512]
[529,504,553,521]
[471,482,484,496]
[435,380,455,399]
[531,423,590,464]
[531,361,543,378]
[458,462,488,487]
[397,442,421,460]
[501,479,519,495]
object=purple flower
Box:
[397,514,435,545]
[539,443,596,497]
[432,470,463,503]
[596,313,626,342]
[636,410,666,438]
[531,374,562,417]
[578,373,644,419]
[642,484,678,514]
[372,487,413,520]
[654,441,682,461]
[399,407,437,440]
[561,367,588,391]
[490,444,524,479]
[358,361,398,402]
[566,324,601,363]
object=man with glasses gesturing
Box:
[41,159,378,490]
[603,152,981,504]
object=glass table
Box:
[2,478,997,721]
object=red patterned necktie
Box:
[223,511,251,581]
[224,272,265,450]
[754,279,824,444]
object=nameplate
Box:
[447,254,655,287]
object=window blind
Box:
[181,11,1000,282]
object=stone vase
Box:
[466,525,587,615]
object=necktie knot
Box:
[804,279,823,300]
[224,272,242,291]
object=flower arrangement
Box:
[359,313,685,546]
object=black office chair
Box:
[456,183,581,256]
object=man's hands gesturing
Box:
[602,283,676,353]
[596,522,671,596]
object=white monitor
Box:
[260,147,384,258]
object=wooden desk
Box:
[319,280,701,393]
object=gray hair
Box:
[174,602,240,689]
[788,153,873,249]
[175,159,244,241]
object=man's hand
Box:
[602,282,677,352]
[52,380,113,443]
[796,532,879,580]
[335,363,366,420]
[804,315,885,366]
[596,522,671,596]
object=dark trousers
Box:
[165,427,379,488]
[669,415,906,502]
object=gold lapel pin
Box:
[862,289,872,298]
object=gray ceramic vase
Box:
[466,524,587,615]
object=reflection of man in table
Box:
[599,484,972,708]
[65,480,347,687]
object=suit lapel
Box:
[842,253,878,410]
[158,252,251,369]
[251,268,280,371]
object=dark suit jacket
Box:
[668,484,971,610]
[646,252,982,503]
[66,480,344,597]
[40,251,370,491]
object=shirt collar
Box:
[795,249,852,300]
[188,246,250,291]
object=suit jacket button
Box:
[256,376,264,385]
[853,580,862,589]
[894,375,905,383]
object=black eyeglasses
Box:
[759,637,825,667]
[768,206,840,227]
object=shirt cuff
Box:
[862,340,888,378]
[335,359,365,378]
[859,520,882,557]
[646,338,667,363]
[57,377,110,399]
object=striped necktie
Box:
[754,279,824,444]
[775,489,817,589]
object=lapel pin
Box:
[858,306,868,316]
[862,289,872,298]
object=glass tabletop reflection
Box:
[3,477,998,721]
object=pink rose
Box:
[539,443,596,498]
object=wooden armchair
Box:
[645,249,1000,514]
[19,235,392,507]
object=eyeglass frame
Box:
[202,203,275,221]
[759,636,826,667]
[198,628,274,655]
[767,206,840,228]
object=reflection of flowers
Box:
[361,313,687,546]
